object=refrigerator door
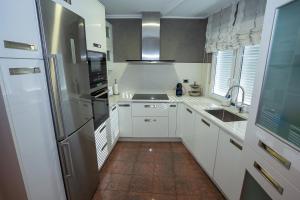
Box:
[36,0,93,140]
[59,119,99,200]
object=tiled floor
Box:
[93,142,224,200]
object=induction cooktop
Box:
[132,94,169,100]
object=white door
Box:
[0,58,65,200]
[214,130,244,200]
[0,0,43,59]
[118,103,133,137]
[193,113,219,177]
[181,105,195,151]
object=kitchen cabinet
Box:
[214,129,244,200]
[108,105,119,149]
[0,58,65,200]
[133,117,169,138]
[118,102,133,137]
[94,122,108,170]
[193,113,219,177]
[180,105,196,152]
[106,21,114,71]
[0,0,43,59]
[168,104,177,137]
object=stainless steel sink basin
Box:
[205,109,246,122]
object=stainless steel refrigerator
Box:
[36,0,99,199]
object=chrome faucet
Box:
[225,85,245,113]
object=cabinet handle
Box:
[186,108,192,114]
[144,105,157,108]
[119,104,130,107]
[253,161,284,195]
[93,43,101,48]
[112,106,117,111]
[4,40,37,51]
[201,119,210,127]
[230,139,243,150]
[9,67,41,75]
[144,119,151,122]
[101,142,108,151]
[258,141,291,170]
[170,105,176,107]
[100,125,106,133]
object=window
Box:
[238,45,260,105]
[213,50,234,96]
[211,45,260,105]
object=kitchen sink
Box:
[205,109,246,122]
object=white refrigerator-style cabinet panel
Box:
[0,59,66,200]
[0,0,43,59]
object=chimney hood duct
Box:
[126,12,175,64]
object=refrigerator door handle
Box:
[61,142,74,178]
[47,55,66,140]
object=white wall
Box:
[108,62,211,94]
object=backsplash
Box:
[108,63,211,94]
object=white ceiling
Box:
[100,0,237,19]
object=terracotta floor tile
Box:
[174,163,204,178]
[175,177,203,195]
[154,163,174,177]
[109,150,138,162]
[176,195,204,200]
[154,152,173,164]
[152,194,176,200]
[152,176,176,195]
[109,160,134,175]
[133,162,154,176]
[136,151,155,163]
[130,175,153,193]
[140,142,172,152]
[106,174,132,191]
[98,173,111,190]
[127,192,153,200]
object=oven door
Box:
[88,51,107,89]
[91,88,109,130]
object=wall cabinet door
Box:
[118,103,133,137]
[0,0,43,59]
[193,114,219,177]
[214,129,244,200]
[133,117,169,138]
[181,105,196,151]
[168,104,177,137]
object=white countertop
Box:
[109,91,248,143]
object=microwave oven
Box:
[87,51,107,90]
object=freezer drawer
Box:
[59,119,98,200]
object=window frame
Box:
[209,45,259,106]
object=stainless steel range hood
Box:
[126,12,175,64]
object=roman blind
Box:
[213,50,234,96]
[238,45,260,104]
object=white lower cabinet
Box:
[118,102,133,137]
[94,123,108,170]
[133,117,169,138]
[214,129,244,200]
[181,105,196,151]
[168,104,177,137]
[193,113,219,177]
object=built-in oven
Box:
[91,87,109,130]
[87,51,107,90]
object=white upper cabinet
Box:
[0,0,43,59]
[193,113,219,177]
[71,0,107,52]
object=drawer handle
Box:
[93,43,101,48]
[112,106,117,111]
[201,119,210,127]
[144,105,157,108]
[253,161,284,195]
[100,125,106,133]
[9,67,41,75]
[230,139,243,150]
[119,104,130,107]
[101,142,108,151]
[4,40,38,51]
[258,141,291,170]
[170,105,176,107]
[186,108,192,114]
[144,119,151,122]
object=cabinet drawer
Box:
[95,123,108,169]
[132,103,169,117]
[244,146,300,200]
[133,117,168,138]
[246,128,300,190]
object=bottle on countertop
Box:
[113,79,119,95]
